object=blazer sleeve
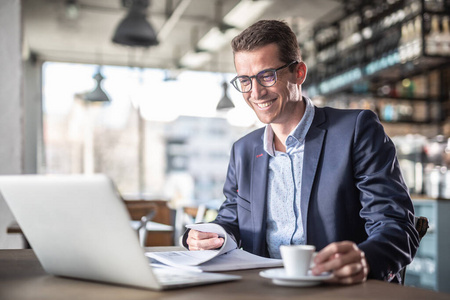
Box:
[352,110,420,281]
[211,142,242,243]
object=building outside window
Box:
[41,62,260,208]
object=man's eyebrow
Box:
[237,66,276,77]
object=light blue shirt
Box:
[263,97,315,258]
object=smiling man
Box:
[184,20,419,285]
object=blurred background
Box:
[1,0,450,292]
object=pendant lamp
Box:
[84,66,110,103]
[112,0,158,47]
[216,81,234,110]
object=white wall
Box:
[0,0,25,249]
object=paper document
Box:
[146,223,283,272]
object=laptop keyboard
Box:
[154,269,215,285]
[153,267,241,287]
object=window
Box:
[41,62,260,204]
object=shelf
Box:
[307,56,450,97]
[382,119,433,124]
[372,94,441,101]
[303,1,450,134]
[407,199,450,292]
[305,0,450,97]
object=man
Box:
[184,20,419,284]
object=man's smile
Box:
[255,100,275,109]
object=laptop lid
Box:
[0,174,238,290]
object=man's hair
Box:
[231,20,301,67]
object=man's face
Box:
[233,43,306,125]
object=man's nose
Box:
[250,78,266,99]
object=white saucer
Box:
[259,268,333,287]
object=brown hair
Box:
[231,20,301,69]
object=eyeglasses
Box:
[230,61,298,93]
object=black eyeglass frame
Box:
[230,60,298,93]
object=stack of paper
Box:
[146,223,283,272]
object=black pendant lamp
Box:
[216,81,234,111]
[84,66,110,103]
[112,0,158,47]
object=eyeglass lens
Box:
[237,70,276,92]
[231,61,297,93]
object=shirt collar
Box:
[263,96,315,157]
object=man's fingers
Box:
[189,230,219,240]
[314,247,361,274]
[193,237,224,250]
[312,241,369,285]
[333,262,363,278]
[187,237,222,250]
[327,262,369,285]
[326,266,367,284]
[314,241,356,264]
[186,230,224,251]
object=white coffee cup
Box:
[280,245,316,277]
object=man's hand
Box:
[311,241,369,284]
[186,229,224,251]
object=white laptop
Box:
[0,174,240,290]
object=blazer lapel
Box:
[301,107,326,241]
[251,142,269,256]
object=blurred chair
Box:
[183,205,207,224]
[132,207,157,247]
[124,200,174,247]
[400,216,429,284]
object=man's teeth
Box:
[258,101,273,108]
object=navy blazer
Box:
[213,105,419,281]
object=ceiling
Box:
[22,0,344,73]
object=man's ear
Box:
[296,62,307,85]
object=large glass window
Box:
[42,62,260,205]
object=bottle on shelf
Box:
[424,0,445,12]
[400,22,412,63]
[426,15,441,55]
[412,16,423,59]
[399,16,423,63]
[439,16,450,55]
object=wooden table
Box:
[1,249,449,300]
